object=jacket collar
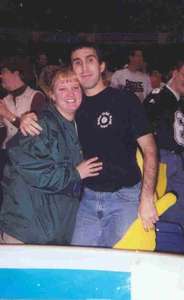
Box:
[9,84,27,98]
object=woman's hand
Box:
[76,157,103,179]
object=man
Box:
[111,48,151,102]
[33,51,49,89]
[0,56,46,205]
[149,70,165,91]
[144,70,165,124]
[0,56,46,148]
[20,41,158,248]
[144,61,184,227]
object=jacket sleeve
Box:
[8,118,81,195]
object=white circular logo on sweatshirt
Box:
[97,112,112,128]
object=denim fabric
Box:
[160,149,184,226]
[71,182,141,247]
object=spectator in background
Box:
[38,64,61,97]
[144,61,184,228]
[0,56,46,207]
[144,70,165,122]
[149,70,165,91]
[33,51,49,89]
[0,56,46,148]
[111,47,152,102]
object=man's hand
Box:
[76,157,103,179]
[20,113,42,136]
[138,196,159,231]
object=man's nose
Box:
[81,62,88,73]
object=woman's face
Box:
[51,75,82,120]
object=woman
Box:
[0,67,102,244]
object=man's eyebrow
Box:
[72,57,80,62]
[86,54,97,59]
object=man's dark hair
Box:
[128,47,144,58]
[70,40,104,64]
[0,56,34,84]
[0,56,24,73]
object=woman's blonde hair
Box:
[50,66,79,93]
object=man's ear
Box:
[128,54,134,63]
[100,61,106,73]
[14,70,24,80]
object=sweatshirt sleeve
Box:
[144,75,152,98]
[111,71,123,88]
[8,118,81,195]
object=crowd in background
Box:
[0,42,184,251]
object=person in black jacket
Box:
[144,61,184,227]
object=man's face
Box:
[71,47,105,95]
[0,68,17,91]
[129,50,144,69]
[150,74,162,89]
[37,54,48,67]
[172,66,184,96]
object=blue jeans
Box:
[71,182,141,247]
[160,149,184,226]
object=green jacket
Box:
[0,104,83,244]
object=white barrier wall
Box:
[0,246,184,300]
